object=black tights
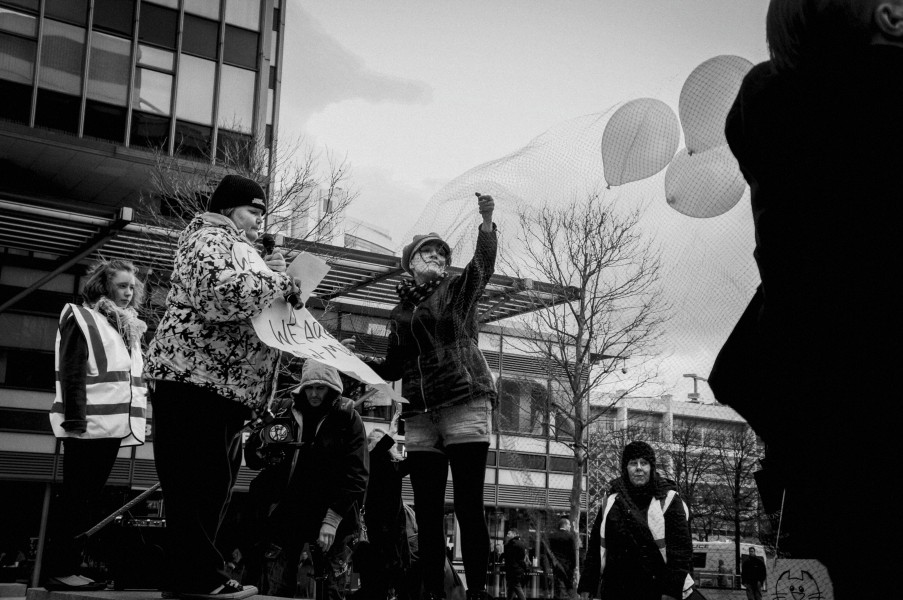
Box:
[407,442,490,597]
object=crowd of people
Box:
[40,1,902,598]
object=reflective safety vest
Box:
[597,490,695,599]
[50,304,146,446]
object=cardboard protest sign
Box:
[252,297,406,402]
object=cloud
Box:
[281,7,433,129]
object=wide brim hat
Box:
[401,232,452,275]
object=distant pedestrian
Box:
[503,530,529,600]
[544,517,576,600]
[717,559,729,589]
[741,548,765,600]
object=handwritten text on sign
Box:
[252,301,405,402]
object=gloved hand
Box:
[318,522,336,552]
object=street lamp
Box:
[682,373,708,402]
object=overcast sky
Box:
[280,1,772,403]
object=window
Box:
[130,110,169,149]
[182,15,218,60]
[224,25,257,69]
[226,0,261,31]
[93,0,134,36]
[216,129,253,167]
[0,32,35,123]
[45,0,87,26]
[133,68,172,114]
[0,7,37,37]
[137,44,173,70]
[138,3,177,50]
[549,456,576,473]
[499,377,547,436]
[0,348,55,390]
[83,100,126,142]
[0,0,39,12]
[184,0,219,20]
[87,31,131,106]
[39,19,86,95]
[175,54,215,124]
[499,452,545,471]
[35,88,80,133]
[174,120,212,159]
[217,64,255,132]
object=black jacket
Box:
[503,537,530,580]
[369,226,498,413]
[578,478,692,600]
[244,391,369,528]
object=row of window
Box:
[0,0,275,156]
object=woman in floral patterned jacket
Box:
[145,174,300,600]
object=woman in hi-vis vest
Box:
[47,259,147,591]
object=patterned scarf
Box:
[90,297,148,350]
[396,272,447,306]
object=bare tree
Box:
[503,189,669,580]
[659,420,719,536]
[709,424,763,573]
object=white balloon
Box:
[602,98,680,187]
[665,145,746,218]
[678,55,753,155]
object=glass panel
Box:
[93,0,134,36]
[130,110,170,149]
[0,78,33,123]
[269,30,277,63]
[266,87,273,124]
[87,31,130,106]
[216,129,254,168]
[0,0,39,12]
[137,44,173,70]
[184,0,219,20]
[176,54,214,124]
[223,24,256,68]
[83,99,126,142]
[139,3,177,50]
[34,88,80,133]
[0,7,37,37]
[218,64,254,131]
[45,0,87,26]
[182,15,218,59]
[174,120,212,159]
[133,67,171,114]
[141,0,177,8]
[225,0,260,31]
[39,20,86,95]
[0,30,35,84]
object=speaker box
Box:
[106,516,169,591]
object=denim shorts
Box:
[403,397,492,452]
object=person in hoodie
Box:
[708,1,903,596]
[145,174,300,600]
[345,193,497,600]
[578,442,692,600]
[245,359,369,599]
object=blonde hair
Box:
[81,259,144,308]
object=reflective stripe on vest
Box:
[50,304,146,446]
[597,491,695,598]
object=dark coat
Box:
[244,391,369,534]
[503,537,530,580]
[710,46,903,557]
[578,478,692,600]
[369,226,498,413]
[741,556,766,586]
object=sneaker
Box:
[45,574,108,591]
[179,579,258,599]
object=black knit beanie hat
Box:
[621,440,656,476]
[208,174,267,214]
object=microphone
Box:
[261,233,302,309]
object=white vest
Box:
[597,490,695,599]
[50,304,146,446]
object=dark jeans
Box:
[51,437,121,576]
[151,380,248,593]
[407,442,490,597]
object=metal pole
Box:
[31,483,53,589]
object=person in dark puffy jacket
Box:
[345,194,497,600]
[245,359,369,599]
[578,442,692,600]
[502,530,530,600]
